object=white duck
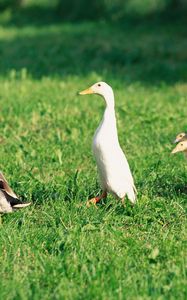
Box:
[0,171,31,213]
[79,81,137,206]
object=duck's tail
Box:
[127,185,137,205]
[12,202,31,210]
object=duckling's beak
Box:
[79,87,94,95]
[171,146,179,154]
[173,138,179,144]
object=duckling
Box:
[173,132,187,143]
[79,82,137,207]
[0,172,31,213]
[171,140,187,159]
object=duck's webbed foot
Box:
[86,191,107,208]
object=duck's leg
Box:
[86,191,107,207]
[121,197,126,207]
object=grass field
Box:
[0,2,187,299]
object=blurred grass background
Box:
[0,0,186,82]
[1,0,187,21]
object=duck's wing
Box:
[120,151,137,192]
[0,171,18,199]
[0,190,13,213]
[0,172,31,209]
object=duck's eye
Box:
[180,135,182,137]
[181,143,183,146]
[98,84,101,87]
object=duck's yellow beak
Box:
[79,87,94,95]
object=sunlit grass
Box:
[0,4,186,299]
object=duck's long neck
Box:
[102,92,118,137]
[103,103,116,123]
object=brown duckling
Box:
[173,132,187,143]
[171,140,187,159]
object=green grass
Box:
[0,2,187,300]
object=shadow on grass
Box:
[173,183,187,195]
[6,4,61,27]
[148,175,187,199]
[156,182,187,198]
[3,2,187,28]
[0,5,187,83]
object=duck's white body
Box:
[93,103,136,203]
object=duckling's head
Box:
[171,140,187,154]
[173,132,187,143]
[79,82,114,103]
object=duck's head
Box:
[171,140,187,154]
[173,132,187,143]
[79,82,114,102]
